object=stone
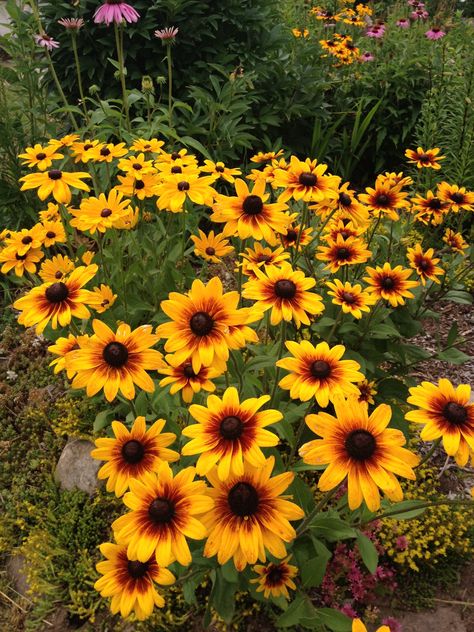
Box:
[398,606,467,632]
[54,439,101,495]
[6,554,30,596]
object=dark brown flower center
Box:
[16,254,27,260]
[220,416,243,440]
[450,192,464,203]
[36,152,47,160]
[148,498,175,523]
[337,247,350,260]
[84,144,93,150]
[205,246,216,256]
[266,566,284,585]
[419,153,429,161]
[190,311,214,336]
[127,560,149,579]
[342,291,356,304]
[22,236,33,245]
[55,271,63,279]
[216,165,224,173]
[45,281,69,303]
[381,276,395,289]
[46,231,56,239]
[171,152,180,160]
[418,259,430,271]
[428,198,442,210]
[132,163,142,170]
[257,254,272,263]
[228,482,259,517]
[443,402,468,426]
[310,360,331,379]
[48,170,63,180]
[100,147,111,156]
[339,192,352,206]
[243,195,263,216]
[345,429,376,460]
[171,166,182,174]
[121,439,145,464]
[274,279,297,299]
[144,144,151,150]
[177,181,190,191]
[299,172,317,187]
[183,363,196,378]
[101,208,113,218]
[135,180,145,190]
[376,194,389,206]
[102,342,129,367]
[286,229,297,242]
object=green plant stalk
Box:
[71,33,90,125]
[114,23,131,132]
[45,49,78,129]
[286,400,314,470]
[296,486,341,536]
[167,45,173,130]
[361,499,474,527]
[229,351,243,393]
[416,437,442,468]
[268,320,287,408]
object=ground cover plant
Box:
[0,1,473,631]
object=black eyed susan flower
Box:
[250,150,284,163]
[112,463,213,566]
[405,146,445,169]
[364,262,419,307]
[247,157,289,185]
[200,159,242,183]
[19,169,91,204]
[357,379,377,405]
[242,262,324,327]
[5,226,45,256]
[156,277,254,373]
[155,174,216,212]
[202,456,304,570]
[411,190,449,225]
[211,178,290,242]
[41,220,66,247]
[443,228,468,253]
[38,202,61,222]
[277,340,363,407]
[406,379,474,466]
[39,254,75,282]
[281,219,313,249]
[273,156,340,203]
[89,284,117,313]
[67,319,164,402]
[239,243,290,279]
[292,27,309,38]
[154,159,200,179]
[326,279,376,318]
[48,133,80,150]
[70,190,133,234]
[183,386,282,480]
[158,356,225,403]
[321,218,366,243]
[130,138,165,154]
[406,244,444,285]
[0,246,44,277]
[299,396,419,511]
[358,180,410,220]
[18,143,63,171]
[116,173,160,200]
[156,148,198,168]
[437,182,474,212]
[95,542,174,620]
[311,182,369,226]
[71,139,101,163]
[316,234,371,272]
[250,556,298,599]
[118,153,156,178]
[91,417,179,497]
[48,333,88,378]
[377,171,413,189]
[13,265,98,334]
[190,229,234,263]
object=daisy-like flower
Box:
[39,202,61,221]
[396,18,410,28]
[18,144,63,171]
[91,142,128,163]
[155,174,216,212]
[250,556,298,599]
[35,33,59,51]
[425,27,445,40]
[443,228,468,253]
[5,226,45,256]
[277,341,364,407]
[157,148,198,168]
[360,51,374,62]
[190,230,234,263]
[358,180,410,220]
[366,24,385,38]
[0,246,43,277]
[200,160,241,183]
[183,387,281,480]
[352,620,390,632]
[95,542,174,621]
[300,396,419,510]
[250,150,284,164]
[313,183,369,227]
[156,277,255,373]
[239,243,290,279]
[411,190,449,225]
[48,134,80,150]
[19,169,90,204]
[321,219,366,243]
[292,28,309,38]
[116,173,159,200]
[357,379,377,405]
[39,254,75,282]
[48,333,87,378]
[154,26,179,43]
[406,244,444,285]
[70,190,132,234]
[242,262,324,328]
[158,357,225,403]
[130,138,164,154]
[91,417,179,497]
[67,319,163,402]
[364,262,419,307]
[118,153,156,178]
[112,462,213,566]
[203,456,304,570]
[316,235,371,272]
[13,265,97,334]
[406,379,474,466]
[326,279,376,318]
[405,147,445,169]
[273,156,340,204]
[71,139,101,163]
[154,159,200,178]
[211,178,290,242]
[437,182,474,212]
[89,284,117,313]
[57,17,85,30]
[281,221,313,249]
[94,1,140,26]
[41,220,66,247]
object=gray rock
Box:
[399,606,467,632]
[6,554,30,596]
[54,439,101,495]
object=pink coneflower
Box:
[34,33,59,51]
[154,26,179,43]
[425,27,446,40]
[411,9,429,19]
[366,25,385,38]
[396,18,410,28]
[408,0,425,6]
[93,1,140,26]
[360,51,375,62]
[58,17,85,30]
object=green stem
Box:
[286,400,313,470]
[166,45,173,130]
[229,352,243,393]
[269,320,287,408]
[326,309,343,344]
[416,438,441,468]
[45,49,78,129]
[114,22,131,132]
[362,499,474,527]
[296,486,341,536]
[71,33,89,125]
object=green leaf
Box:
[93,409,114,432]
[436,348,471,365]
[356,531,378,574]
[371,323,401,339]
[276,593,317,628]
[442,290,473,305]
[381,500,427,520]
[209,570,237,623]
[301,540,332,587]
[376,378,409,402]
[446,322,459,347]
[317,608,352,631]
[309,515,357,541]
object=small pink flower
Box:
[425,27,446,40]
[360,51,375,62]
[408,0,425,6]
[34,33,59,51]
[154,26,179,43]
[396,18,410,28]
[94,1,140,26]
[58,17,85,30]
[366,25,386,38]
[396,536,408,550]
[411,9,429,19]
